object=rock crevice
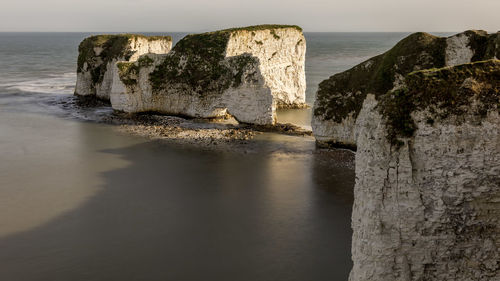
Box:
[350,60,500,281]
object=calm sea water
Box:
[0,32,432,281]
[0,32,418,101]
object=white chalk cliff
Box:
[350,60,500,281]
[313,30,500,148]
[110,25,306,125]
[75,34,172,100]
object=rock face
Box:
[75,34,172,100]
[313,30,500,148]
[110,25,306,125]
[351,60,500,281]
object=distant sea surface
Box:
[0,32,438,101]
[0,32,449,281]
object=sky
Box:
[1,0,499,32]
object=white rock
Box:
[110,26,306,125]
[225,28,306,107]
[445,32,474,66]
[350,63,500,281]
[75,35,172,100]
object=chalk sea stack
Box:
[350,60,500,281]
[75,34,173,100]
[313,30,500,148]
[110,25,306,125]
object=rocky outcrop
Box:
[313,30,500,148]
[110,25,306,125]
[75,34,172,100]
[350,60,500,281]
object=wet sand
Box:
[62,95,313,152]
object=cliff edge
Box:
[350,60,500,281]
[313,30,500,148]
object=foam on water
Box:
[3,72,76,95]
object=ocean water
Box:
[0,32,414,101]
[0,32,424,281]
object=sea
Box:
[0,32,448,281]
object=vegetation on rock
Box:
[379,59,500,145]
[149,31,231,93]
[464,30,500,61]
[215,24,302,33]
[117,61,139,86]
[77,34,172,86]
[314,31,500,125]
[149,25,298,95]
[117,55,158,86]
[314,32,447,123]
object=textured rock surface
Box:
[110,25,306,125]
[313,30,500,148]
[350,60,500,281]
[75,34,172,100]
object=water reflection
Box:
[0,112,140,238]
[276,108,312,130]
[0,120,354,281]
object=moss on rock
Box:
[117,55,160,87]
[149,25,296,96]
[485,32,500,59]
[462,30,500,62]
[314,32,447,123]
[77,34,172,86]
[149,31,233,94]
[137,55,155,67]
[379,59,500,145]
[216,24,302,33]
[270,30,281,40]
[314,30,500,126]
[117,61,140,86]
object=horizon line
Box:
[0,30,471,34]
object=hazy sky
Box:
[1,0,499,32]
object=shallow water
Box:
[0,31,446,280]
[0,107,355,281]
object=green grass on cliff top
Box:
[314,30,500,125]
[380,59,500,146]
[77,34,172,87]
[314,32,447,123]
[148,24,302,94]
[210,24,303,33]
[83,34,172,44]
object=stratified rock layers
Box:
[350,60,500,281]
[110,25,306,125]
[75,34,172,100]
[313,30,500,148]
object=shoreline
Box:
[58,95,336,155]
